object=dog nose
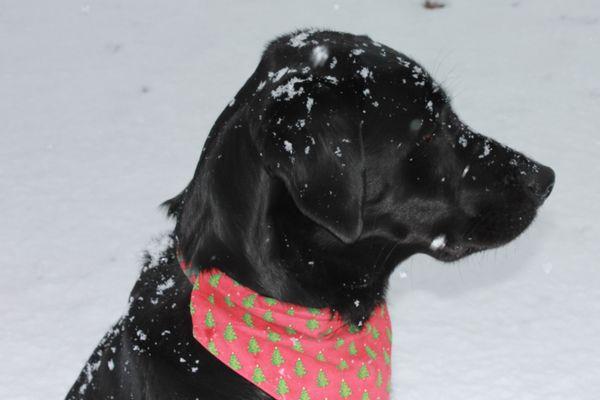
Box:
[524,165,555,205]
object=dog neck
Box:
[169,129,410,326]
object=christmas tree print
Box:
[207,293,215,305]
[361,390,371,400]
[264,297,278,306]
[383,348,391,365]
[358,363,370,380]
[316,369,329,387]
[364,344,377,360]
[371,325,380,340]
[316,351,326,362]
[276,378,290,395]
[252,365,266,384]
[335,337,345,348]
[322,327,334,336]
[348,324,360,334]
[339,380,352,398]
[306,318,319,331]
[208,273,221,288]
[299,388,311,400]
[376,370,383,387]
[286,307,295,316]
[292,338,304,353]
[193,279,200,290]
[223,323,237,342]
[366,322,380,339]
[207,339,219,356]
[285,325,297,335]
[189,303,195,315]
[242,294,257,308]
[224,294,235,308]
[205,309,215,328]
[294,358,307,377]
[337,359,349,371]
[242,312,254,328]
[348,341,358,356]
[267,330,281,342]
[308,307,321,315]
[229,353,242,371]
[271,347,284,366]
[247,337,261,355]
[262,310,274,323]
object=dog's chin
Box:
[429,244,478,262]
[428,209,538,262]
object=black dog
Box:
[66,29,554,399]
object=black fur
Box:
[67,30,554,399]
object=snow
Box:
[288,31,310,48]
[430,235,447,251]
[268,67,291,82]
[1,1,599,400]
[358,66,372,79]
[271,77,308,100]
[311,45,329,67]
[462,165,471,178]
[306,97,314,112]
[283,140,294,154]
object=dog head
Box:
[166,30,554,323]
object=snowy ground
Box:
[1,1,599,399]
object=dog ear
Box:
[257,85,364,243]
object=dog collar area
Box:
[180,258,393,399]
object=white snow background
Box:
[1,0,599,399]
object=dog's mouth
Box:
[426,206,539,262]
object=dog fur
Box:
[66,29,554,399]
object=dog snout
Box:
[522,164,555,206]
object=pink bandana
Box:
[181,261,392,399]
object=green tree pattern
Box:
[316,369,329,387]
[376,370,383,387]
[224,294,235,308]
[207,339,218,356]
[205,309,215,328]
[299,388,311,400]
[358,363,370,379]
[365,345,377,360]
[294,358,307,377]
[242,312,254,328]
[276,378,289,395]
[223,322,237,342]
[262,310,274,323]
[383,348,391,365]
[252,365,265,384]
[348,341,358,356]
[208,273,221,288]
[339,380,352,398]
[306,319,319,331]
[264,297,278,306]
[267,330,281,342]
[292,339,304,353]
[247,336,261,355]
[229,353,242,371]
[242,294,257,308]
[271,347,284,366]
